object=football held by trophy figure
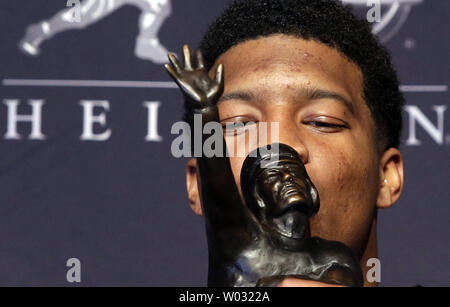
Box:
[164,45,363,287]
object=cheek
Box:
[224,132,263,200]
[307,141,379,250]
[228,155,246,200]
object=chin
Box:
[282,197,305,209]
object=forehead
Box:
[262,161,305,171]
[213,34,365,108]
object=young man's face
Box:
[187,34,403,263]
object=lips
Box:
[276,183,312,217]
[281,184,303,198]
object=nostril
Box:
[282,173,294,182]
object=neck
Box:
[360,213,379,287]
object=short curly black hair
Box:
[188,0,404,149]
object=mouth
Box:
[277,184,310,215]
[281,184,304,198]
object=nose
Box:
[265,106,309,164]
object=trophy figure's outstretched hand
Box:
[164,45,224,108]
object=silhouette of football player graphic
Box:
[19,0,171,64]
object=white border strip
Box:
[1,79,178,88]
[2,79,448,93]
[341,0,422,4]
[399,85,448,92]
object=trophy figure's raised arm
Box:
[165,45,363,287]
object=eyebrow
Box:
[218,86,355,114]
[304,87,355,115]
[218,91,254,104]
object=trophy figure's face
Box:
[252,159,319,239]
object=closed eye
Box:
[221,117,257,136]
[309,121,346,128]
[303,118,349,133]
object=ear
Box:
[376,148,404,209]
[186,158,203,216]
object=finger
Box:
[195,49,205,69]
[215,63,224,85]
[183,44,193,70]
[168,53,182,73]
[164,64,178,81]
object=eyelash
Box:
[220,118,349,135]
[221,120,257,136]
[306,121,348,129]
